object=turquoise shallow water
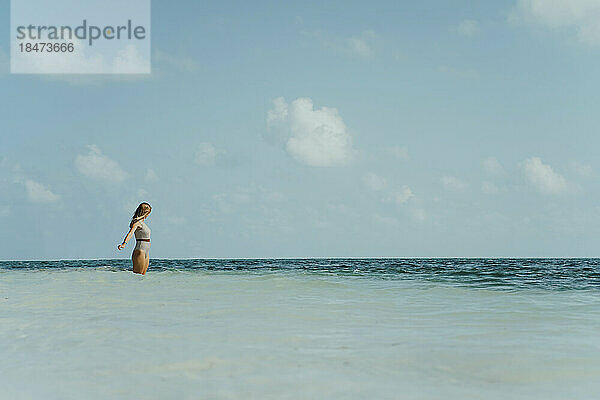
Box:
[1,259,599,399]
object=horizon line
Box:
[1,256,599,262]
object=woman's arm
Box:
[117,223,138,250]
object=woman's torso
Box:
[134,221,151,240]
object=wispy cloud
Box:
[481,181,500,195]
[364,172,387,191]
[391,186,415,205]
[112,44,151,73]
[364,172,415,207]
[23,179,60,204]
[511,0,600,45]
[455,19,480,37]
[75,145,128,183]
[441,176,468,192]
[308,29,380,59]
[154,49,199,73]
[483,156,505,176]
[346,30,378,58]
[570,161,593,177]
[438,65,479,80]
[195,142,217,167]
[194,142,241,168]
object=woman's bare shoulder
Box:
[130,220,142,229]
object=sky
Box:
[1,0,600,259]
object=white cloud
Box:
[366,171,414,206]
[441,176,468,191]
[192,143,240,168]
[482,181,500,195]
[0,205,9,217]
[388,146,410,161]
[75,145,128,183]
[570,161,593,177]
[195,142,217,167]
[112,44,151,74]
[24,179,60,203]
[145,168,158,182]
[364,172,387,191]
[483,156,505,176]
[522,157,568,195]
[347,30,377,58]
[267,97,353,167]
[512,0,600,45]
[456,19,480,37]
[393,186,415,204]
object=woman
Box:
[118,202,152,275]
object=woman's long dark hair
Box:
[130,202,152,228]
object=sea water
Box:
[1,259,599,399]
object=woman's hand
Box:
[119,224,137,251]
